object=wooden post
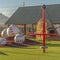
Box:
[24,24,26,35]
[32,24,34,32]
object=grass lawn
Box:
[0,41,60,60]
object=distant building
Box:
[0,13,8,32]
[5,4,60,38]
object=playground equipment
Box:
[0,38,6,45]
[7,25,20,37]
[1,28,8,38]
[0,5,59,53]
[30,5,58,53]
[1,25,25,45]
[56,27,60,35]
[14,33,25,44]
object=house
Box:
[5,4,60,39]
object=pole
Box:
[42,5,46,53]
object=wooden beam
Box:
[24,24,26,35]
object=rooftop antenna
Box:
[23,1,25,7]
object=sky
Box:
[0,0,60,17]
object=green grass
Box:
[0,41,60,60]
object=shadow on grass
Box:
[47,43,60,47]
[24,39,41,46]
[0,51,8,56]
[3,50,41,56]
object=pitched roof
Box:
[5,4,60,24]
[0,13,8,25]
